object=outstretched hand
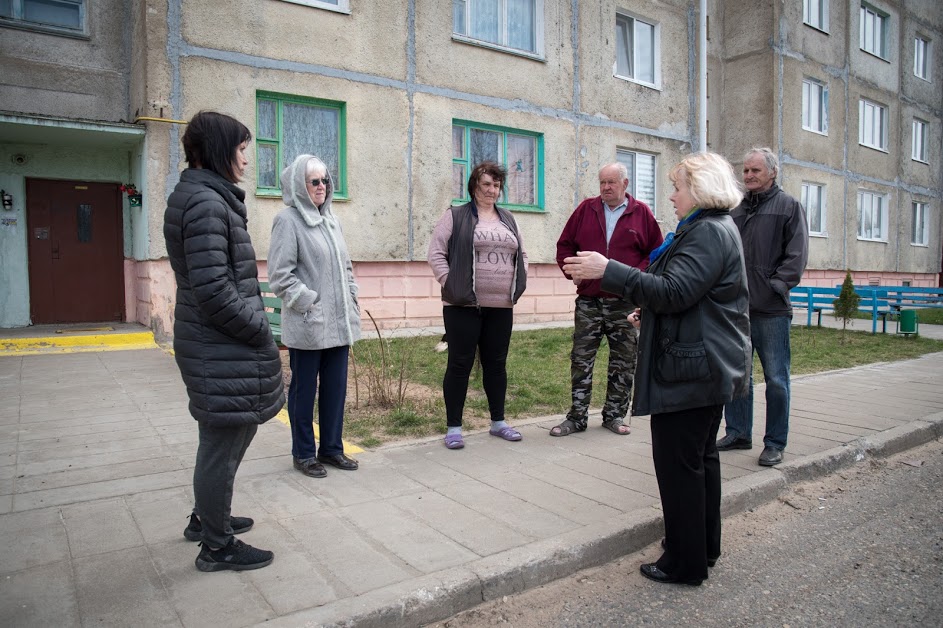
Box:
[562,251,609,281]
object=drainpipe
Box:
[699,0,707,151]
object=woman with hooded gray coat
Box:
[269,155,361,479]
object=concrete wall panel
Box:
[181,0,408,80]
[414,1,573,110]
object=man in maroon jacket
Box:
[552,162,663,437]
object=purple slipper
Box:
[444,433,464,449]
[489,426,522,441]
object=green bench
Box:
[258,281,283,347]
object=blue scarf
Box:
[649,209,702,264]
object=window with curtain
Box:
[858,99,888,151]
[803,0,828,31]
[912,119,928,162]
[914,36,930,80]
[452,120,544,210]
[0,0,84,33]
[615,13,658,87]
[255,92,347,198]
[802,78,828,134]
[859,4,888,59]
[801,182,826,235]
[452,0,543,56]
[616,149,657,214]
[857,190,888,241]
[911,201,929,245]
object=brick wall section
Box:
[351,261,577,329]
[799,269,939,288]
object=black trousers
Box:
[193,422,257,549]
[442,305,513,428]
[650,404,722,582]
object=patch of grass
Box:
[342,325,943,450]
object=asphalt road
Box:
[432,440,943,628]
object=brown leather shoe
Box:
[293,457,327,478]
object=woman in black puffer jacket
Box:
[163,111,285,572]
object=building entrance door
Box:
[26,179,125,324]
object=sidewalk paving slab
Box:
[0,338,942,627]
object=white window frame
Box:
[859,3,889,60]
[911,201,929,246]
[857,190,889,242]
[801,182,827,236]
[616,148,658,215]
[859,99,888,151]
[0,0,86,37]
[912,118,929,163]
[277,0,350,14]
[452,0,545,60]
[614,11,661,90]
[803,0,828,32]
[801,78,828,135]
[914,36,931,81]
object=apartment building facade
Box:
[1,0,940,334]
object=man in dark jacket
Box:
[718,147,808,467]
[552,163,663,437]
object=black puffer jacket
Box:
[163,168,285,426]
[601,210,751,416]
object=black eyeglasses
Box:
[310,178,330,187]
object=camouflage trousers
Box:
[566,296,639,427]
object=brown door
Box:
[26,179,125,324]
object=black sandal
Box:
[549,418,587,437]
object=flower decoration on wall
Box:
[119,183,142,206]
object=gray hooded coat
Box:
[268,155,361,350]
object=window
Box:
[615,13,659,88]
[803,0,828,32]
[911,201,929,245]
[801,182,826,235]
[912,118,928,163]
[616,149,657,213]
[859,4,888,59]
[859,99,888,151]
[914,36,931,80]
[0,0,85,35]
[452,0,543,57]
[857,190,888,241]
[452,120,544,210]
[277,0,350,13]
[255,92,347,198]
[802,78,828,134]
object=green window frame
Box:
[451,119,544,212]
[255,91,347,199]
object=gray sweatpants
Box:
[193,422,257,549]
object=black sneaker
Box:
[195,538,274,572]
[183,513,254,542]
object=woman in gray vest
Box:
[428,161,528,450]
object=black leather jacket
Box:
[601,210,751,416]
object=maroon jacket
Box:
[556,194,663,298]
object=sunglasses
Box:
[309,178,330,187]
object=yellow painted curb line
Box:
[275,408,363,454]
[0,332,159,356]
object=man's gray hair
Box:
[745,147,778,177]
[600,162,629,181]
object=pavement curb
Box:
[0,331,158,356]
[259,416,943,628]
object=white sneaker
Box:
[434,340,448,353]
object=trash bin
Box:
[897,309,918,335]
